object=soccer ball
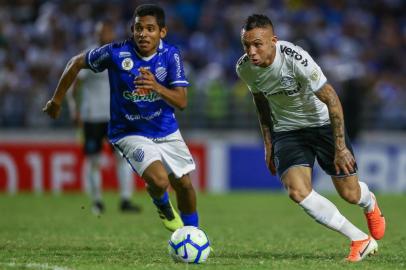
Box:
[168,226,211,264]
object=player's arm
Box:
[42,53,87,119]
[66,78,82,126]
[135,68,188,110]
[315,83,355,175]
[252,92,276,175]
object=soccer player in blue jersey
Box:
[43,4,199,231]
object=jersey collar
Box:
[131,39,164,61]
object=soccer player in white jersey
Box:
[43,4,199,232]
[68,20,141,215]
[236,14,385,262]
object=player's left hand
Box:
[134,68,162,93]
[334,148,356,175]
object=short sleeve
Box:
[167,48,189,88]
[85,44,112,73]
[236,55,260,93]
[293,49,327,92]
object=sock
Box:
[181,212,199,227]
[116,153,133,201]
[153,191,169,206]
[358,181,375,213]
[86,155,102,202]
[299,190,368,241]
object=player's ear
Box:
[160,27,167,39]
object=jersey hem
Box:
[109,128,180,144]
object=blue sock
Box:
[153,191,169,206]
[181,212,199,227]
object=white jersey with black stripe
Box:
[236,40,330,132]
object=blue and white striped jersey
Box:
[86,39,189,142]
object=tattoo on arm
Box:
[315,84,346,150]
[252,92,273,144]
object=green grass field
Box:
[0,192,405,270]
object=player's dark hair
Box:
[133,4,166,29]
[243,14,274,31]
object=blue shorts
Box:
[272,125,357,178]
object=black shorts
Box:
[83,122,108,155]
[272,125,357,178]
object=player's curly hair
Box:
[132,4,166,29]
[243,14,274,31]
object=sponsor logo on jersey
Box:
[123,90,162,102]
[125,109,162,121]
[280,45,308,67]
[268,82,302,97]
[173,53,182,79]
[155,66,167,82]
[119,51,131,58]
[121,58,134,70]
[133,148,145,162]
[280,76,295,87]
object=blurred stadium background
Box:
[1,0,405,194]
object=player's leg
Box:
[314,125,385,240]
[282,166,378,262]
[314,125,381,261]
[332,175,385,240]
[113,149,142,213]
[114,135,182,231]
[142,161,183,231]
[85,154,104,214]
[83,122,105,214]
[282,166,367,240]
[157,130,199,227]
[169,173,198,227]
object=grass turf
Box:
[0,192,405,270]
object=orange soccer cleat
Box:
[365,193,386,240]
[346,236,378,262]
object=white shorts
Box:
[113,130,195,178]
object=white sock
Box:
[115,152,133,201]
[86,155,102,202]
[299,190,368,241]
[358,181,375,213]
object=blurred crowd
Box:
[1,0,405,136]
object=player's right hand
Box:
[265,144,277,176]
[42,100,61,119]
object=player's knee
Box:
[147,174,170,192]
[338,189,359,204]
[288,188,309,203]
[171,176,194,191]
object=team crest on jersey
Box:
[121,58,133,70]
[155,66,167,82]
[280,76,295,87]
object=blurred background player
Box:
[67,20,141,215]
[43,4,199,231]
[236,14,385,262]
